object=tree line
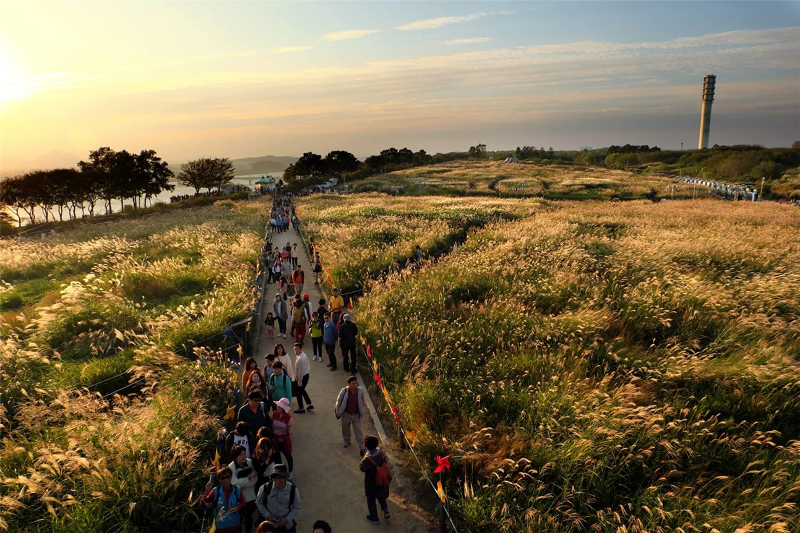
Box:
[0,148,241,227]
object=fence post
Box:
[438,503,447,532]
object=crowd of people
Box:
[200,196,395,533]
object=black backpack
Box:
[260,479,297,511]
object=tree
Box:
[135,150,174,206]
[324,151,359,176]
[0,177,25,227]
[209,157,235,193]
[364,155,386,173]
[283,152,325,187]
[178,158,215,194]
[79,147,119,214]
[468,144,487,158]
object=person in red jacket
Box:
[291,266,304,297]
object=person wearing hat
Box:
[328,288,344,326]
[255,464,301,533]
[272,398,294,475]
[338,313,359,375]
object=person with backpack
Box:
[359,435,392,524]
[238,390,273,437]
[203,466,246,533]
[291,297,309,345]
[309,311,323,362]
[255,464,301,533]
[269,361,292,406]
[230,444,259,532]
[225,421,256,461]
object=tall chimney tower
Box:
[698,74,716,149]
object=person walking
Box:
[255,464,301,533]
[273,294,288,339]
[238,390,273,437]
[292,265,304,297]
[338,313,359,374]
[269,361,293,406]
[293,343,313,413]
[291,243,299,267]
[229,444,259,532]
[359,435,392,524]
[309,311,323,362]
[312,253,323,285]
[322,312,338,371]
[203,466,246,533]
[272,399,294,475]
[291,298,309,345]
[272,344,294,381]
[334,376,366,455]
[329,288,344,326]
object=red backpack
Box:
[367,451,393,487]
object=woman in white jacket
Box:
[229,444,258,532]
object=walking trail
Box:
[250,225,436,533]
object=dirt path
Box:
[250,226,436,533]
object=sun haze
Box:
[1,1,798,168]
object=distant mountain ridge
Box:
[2,153,298,178]
[168,154,299,176]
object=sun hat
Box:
[271,464,290,478]
[276,397,291,413]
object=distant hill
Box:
[169,155,298,176]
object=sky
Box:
[0,1,798,168]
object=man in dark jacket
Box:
[237,390,273,436]
[338,313,358,374]
[359,435,391,524]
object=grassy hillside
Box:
[311,196,800,532]
[0,198,267,531]
[352,160,713,201]
[295,194,541,292]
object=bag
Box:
[292,306,305,324]
[368,451,393,487]
[261,479,297,511]
[213,485,242,530]
[235,466,253,478]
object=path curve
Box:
[250,225,436,533]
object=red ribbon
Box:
[366,345,372,359]
[375,374,383,389]
[391,405,400,424]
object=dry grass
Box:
[352,161,713,200]
[314,196,800,532]
[0,198,270,531]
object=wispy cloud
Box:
[441,37,493,46]
[324,29,380,41]
[396,12,486,31]
[271,46,312,54]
